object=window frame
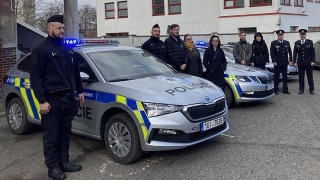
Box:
[105,2,115,19]
[250,0,272,7]
[152,0,165,16]
[117,1,128,18]
[280,0,291,5]
[224,0,245,9]
[294,0,303,7]
[168,0,181,15]
[315,0,320,3]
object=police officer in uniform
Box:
[293,29,316,94]
[270,30,293,95]
[141,24,167,63]
[30,15,84,179]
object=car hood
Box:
[108,73,225,105]
[226,63,272,77]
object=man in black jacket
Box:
[293,29,316,94]
[30,15,84,180]
[141,24,167,63]
[165,24,187,72]
[270,30,293,95]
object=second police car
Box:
[196,41,275,107]
[2,39,229,164]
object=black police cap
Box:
[299,29,308,34]
[47,15,64,24]
[276,30,284,35]
[152,24,160,29]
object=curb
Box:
[0,112,5,117]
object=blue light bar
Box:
[196,40,208,46]
[63,39,84,46]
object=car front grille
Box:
[257,75,273,84]
[183,98,226,122]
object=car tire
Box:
[6,97,33,135]
[223,85,234,108]
[104,113,143,164]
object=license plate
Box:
[200,116,224,132]
[266,84,274,91]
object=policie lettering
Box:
[165,82,212,96]
[76,106,92,120]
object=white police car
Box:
[2,39,229,164]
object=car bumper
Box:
[141,102,229,151]
[236,82,274,102]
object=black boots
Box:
[48,167,66,180]
[60,162,82,172]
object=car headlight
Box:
[235,75,251,82]
[143,103,184,117]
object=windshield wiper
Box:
[109,78,133,82]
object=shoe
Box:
[60,162,82,172]
[48,167,66,180]
[298,91,304,94]
[310,90,315,95]
[274,91,279,95]
[283,91,291,94]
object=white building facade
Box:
[96,0,320,37]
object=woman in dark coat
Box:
[183,34,203,77]
[203,35,227,89]
[251,32,269,70]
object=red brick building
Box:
[0,0,17,93]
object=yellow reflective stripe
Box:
[31,90,41,119]
[14,77,20,87]
[225,76,240,100]
[134,110,148,140]
[20,87,35,118]
[136,101,144,111]
[116,95,126,105]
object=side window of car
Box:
[75,53,97,80]
[17,55,31,72]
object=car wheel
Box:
[223,85,234,108]
[6,97,33,134]
[104,113,143,164]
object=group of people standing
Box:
[141,23,227,89]
[233,30,315,95]
[142,23,316,95]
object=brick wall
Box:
[0,0,17,94]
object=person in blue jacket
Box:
[203,35,227,89]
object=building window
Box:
[105,3,115,19]
[250,0,272,6]
[308,27,320,32]
[106,32,129,37]
[153,0,165,16]
[290,26,298,32]
[168,0,181,14]
[118,1,128,18]
[239,27,257,33]
[294,0,303,6]
[224,0,244,8]
[280,0,291,5]
[306,0,313,2]
[315,0,320,2]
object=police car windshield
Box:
[88,50,175,82]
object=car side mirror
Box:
[80,72,97,82]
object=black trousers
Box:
[274,65,288,92]
[254,64,266,70]
[207,71,225,89]
[41,94,78,168]
[298,65,314,91]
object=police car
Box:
[196,41,274,107]
[2,39,229,164]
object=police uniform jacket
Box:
[141,36,167,63]
[270,40,292,65]
[165,34,186,70]
[293,39,315,65]
[30,36,83,103]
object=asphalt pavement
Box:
[1,71,320,180]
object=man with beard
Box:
[165,24,187,72]
[30,15,84,179]
[233,31,252,65]
[141,24,167,63]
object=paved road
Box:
[1,71,320,180]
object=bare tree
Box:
[15,0,45,26]
[79,5,97,38]
[36,0,64,32]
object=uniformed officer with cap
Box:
[293,29,316,94]
[30,15,84,179]
[270,30,293,95]
[141,24,168,63]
